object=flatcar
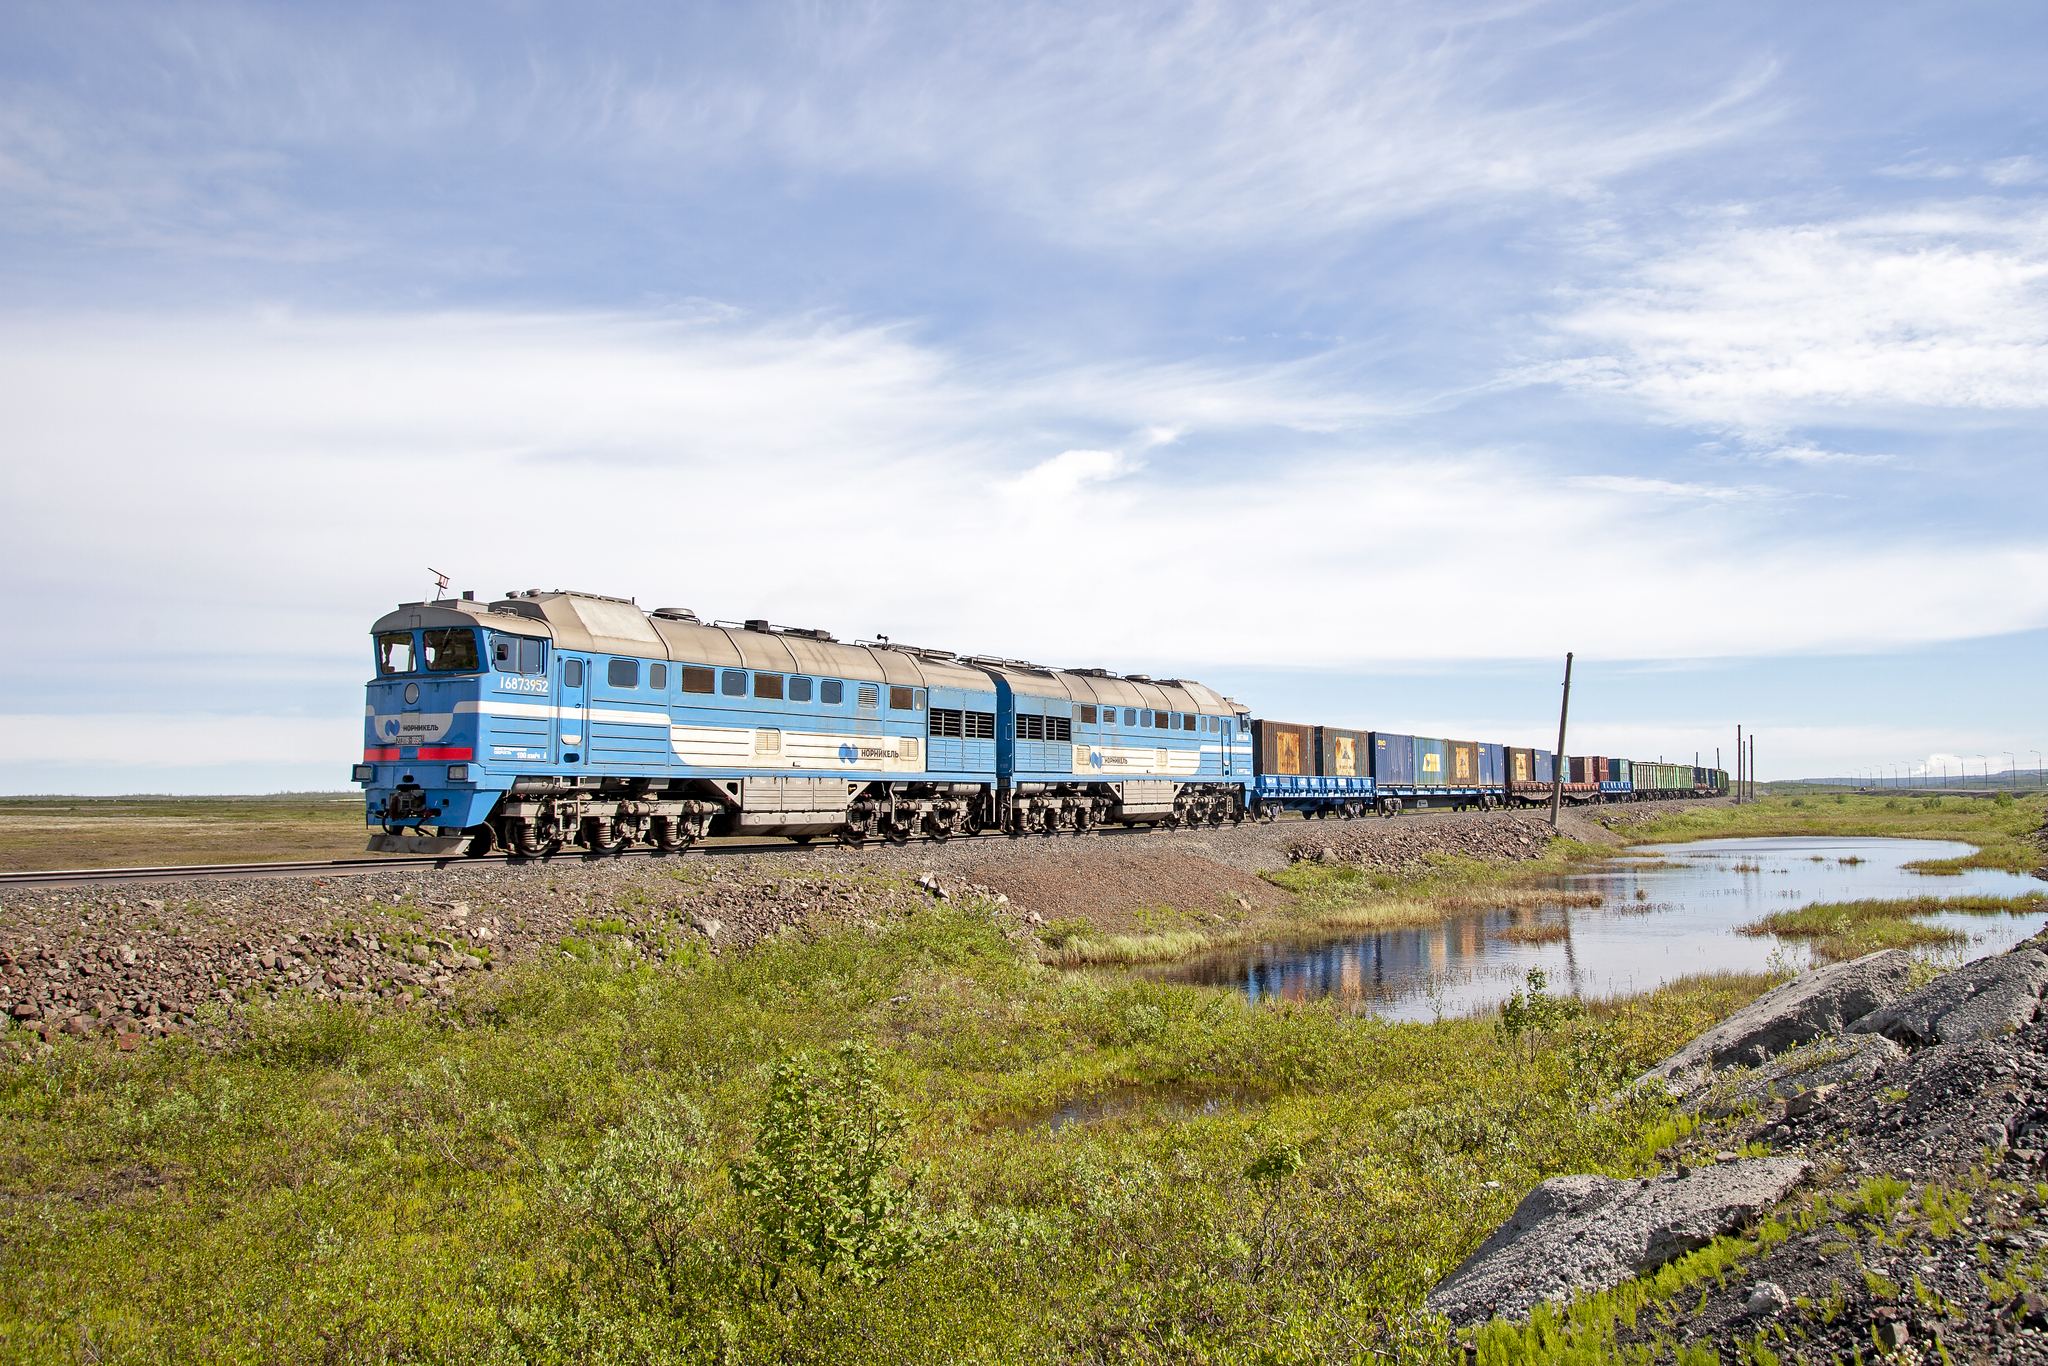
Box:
[355,589,1725,853]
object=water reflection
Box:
[1156,836,2048,1023]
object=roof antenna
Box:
[428,567,451,601]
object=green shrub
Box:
[1498,968,1584,1039]
[1996,791,2016,808]
[732,1040,937,1286]
[1788,797,1806,808]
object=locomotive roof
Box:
[371,600,552,637]
[375,592,991,690]
[969,660,1232,714]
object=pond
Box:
[1155,836,2048,1023]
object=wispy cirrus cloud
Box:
[0,0,1779,263]
[1530,205,2048,428]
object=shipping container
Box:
[1368,732,1416,786]
[1568,756,1588,785]
[1533,751,1554,785]
[1252,720,1313,776]
[1449,740,1478,785]
[1315,726,1368,779]
[1612,758,1631,785]
[1414,736,1449,788]
[1478,742,1505,785]
[1506,746,1536,784]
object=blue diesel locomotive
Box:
[359,591,1248,854]
[356,589,1724,854]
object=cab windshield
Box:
[376,632,416,675]
[423,628,480,672]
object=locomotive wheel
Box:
[651,817,690,852]
[583,818,620,854]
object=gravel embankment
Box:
[0,806,1598,1047]
[1612,959,2048,1359]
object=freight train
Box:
[356,590,1728,855]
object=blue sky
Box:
[2,0,2044,793]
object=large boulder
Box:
[1695,1032,1907,1119]
[1635,951,1914,1096]
[1849,942,2048,1047]
[1425,1158,1810,1325]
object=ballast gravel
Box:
[0,805,1601,1046]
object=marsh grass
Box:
[1494,920,1572,944]
[1043,852,1608,968]
[1738,892,2048,961]
[1621,792,2047,878]
[0,899,1770,1364]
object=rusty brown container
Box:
[1506,746,1536,784]
[1315,727,1367,778]
[1253,720,1313,776]
[1448,740,1479,786]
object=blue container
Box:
[1368,732,1415,785]
[1477,742,1505,785]
[1414,736,1450,788]
[1533,751,1554,785]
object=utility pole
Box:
[1749,735,1756,801]
[1736,726,1743,804]
[1549,652,1573,829]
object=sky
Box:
[2,0,2045,793]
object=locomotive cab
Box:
[358,597,554,854]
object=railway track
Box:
[0,822,1209,889]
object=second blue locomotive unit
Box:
[357,589,1725,854]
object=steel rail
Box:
[0,822,1203,889]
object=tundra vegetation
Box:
[0,897,1768,1363]
[5,793,2043,1360]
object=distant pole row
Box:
[1734,725,1755,803]
[1843,752,2044,790]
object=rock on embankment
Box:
[1426,1159,1810,1325]
[1283,813,1560,872]
[1635,949,1915,1095]
[1429,934,2048,1347]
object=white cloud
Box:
[1534,206,2048,426]
[1565,475,1777,500]
[1,305,2045,713]
[1000,448,1140,499]
[0,0,1777,257]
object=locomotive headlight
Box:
[352,764,375,782]
[446,764,470,782]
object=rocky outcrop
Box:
[1695,1032,1907,1118]
[1635,950,1913,1095]
[1425,1158,1810,1325]
[1849,941,2048,1047]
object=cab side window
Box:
[377,632,416,675]
[649,663,668,690]
[608,659,639,688]
[821,679,844,705]
[564,659,584,688]
[492,637,546,674]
